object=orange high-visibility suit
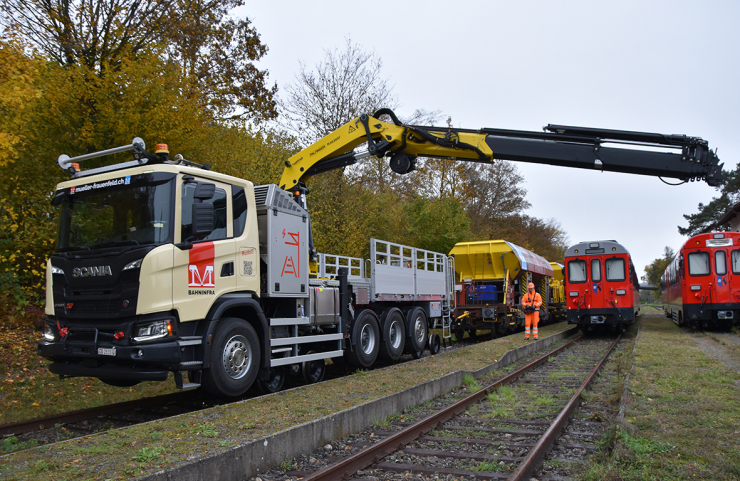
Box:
[521,283,542,340]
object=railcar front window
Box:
[56,174,175,250]
[568,260,587,283]
[605,258,626,282]
[733,250,740,275]
[591,259,601,282]
[716,251,727,276]
[688,251,710,276]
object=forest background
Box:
[0,0,570,318]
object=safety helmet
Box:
[527,282,535,289]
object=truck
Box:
[449,240,554,339]
[38,109,724,397]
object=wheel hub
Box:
[223,335,251,380]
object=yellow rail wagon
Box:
[549,262,567,321]
[449,240,553,338]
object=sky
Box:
[238,0,740,278]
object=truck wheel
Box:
[302,351,326,384]
[405,307,428,355]
[258,367,286,394]
[201,317,260,397]
[428,333,441,355]
[344,309,380,368]
[379,308,406,361]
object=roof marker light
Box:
[714,233,725,239]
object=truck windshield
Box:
[56,173,175,250]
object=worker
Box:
[521,282,542,340]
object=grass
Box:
[0,320,575,480]
[462,373,482,392]
[581,314,740,480]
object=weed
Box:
[620,430,675,459]
[463,374,482,392]
[1,436,38,453]
[279,458,296,471]
[192,423,218,437]
[470,460,506,471]
[353,369,369,377]
[30,459,57,474]
[132,446,164,463]
[150,431,163,441]
[534,394,557,406]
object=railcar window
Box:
[716,251,727,276]
[568,260,587,283]
[591,259,601,282]
[732,250,740,274]
[605,258,626,282]
[688,251,710,276]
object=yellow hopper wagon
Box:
[449,240,554,338]
[549,262,567,321]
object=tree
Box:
[0,0,277,122]
[278,38,397,145]
[642,246,675,296]
[679,168,740,236]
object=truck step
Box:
[178,383,201,390]
[180,361,203,366]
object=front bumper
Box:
[567,307,635,326]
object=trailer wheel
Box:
[302,351,326,384]
[404,307,428,356]
[258,367,286,394]
[201,317,260,397]
[344,310,380,368]
[428,333,441,355]
[379,308,406,361]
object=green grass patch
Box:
[462,373,482,392]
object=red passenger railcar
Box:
[564,241,640,331]
[661,232,740,330]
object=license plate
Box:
[98,347,116,356]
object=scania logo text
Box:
[72,266,113,277]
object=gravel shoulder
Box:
[0,323,574,480]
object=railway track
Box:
[0,327,506,452]
[251,334,624,481]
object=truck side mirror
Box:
[193,182,215,200]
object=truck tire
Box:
[405,307,428,355]
[100,379,140,387]
[344,309,380,368]
[201,317,260,397]
[379,308,406,361]
[258,367,286,394]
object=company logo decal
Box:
[188,242,215,295]
[718,276,724,287]
[281,230,300,278]
[72,266,112,277]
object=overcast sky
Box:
[238,0,740,277]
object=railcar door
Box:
[588,257,605,310]
[604,256,628,314]
[713,249,730,304]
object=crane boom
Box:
[278,109,724,192]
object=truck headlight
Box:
[134,319,172,342]
[43,324,56,341]
[123,259,143,271]
[51,266,64,275]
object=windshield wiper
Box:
[56,246,91,253]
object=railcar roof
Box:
[564,240,630,257]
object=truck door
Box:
[173,177,237,322]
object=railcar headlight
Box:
[51,266,64,275]
[690,285,701,291]
[43,324,56,341]
[569,291,579,297]
[123,259,144,271]
[134,319,173,342]
[616,289,626,295]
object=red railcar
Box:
[564,240,640,331]
[661,232,740,330]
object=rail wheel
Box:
[428,333,441,355]
[258,367,286,394]
[344,309,380,368]
[405,307,428,357]
[302,351,326,384]
[201,317,260,397]
[379,308,406,361]
[453,327,465,341]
